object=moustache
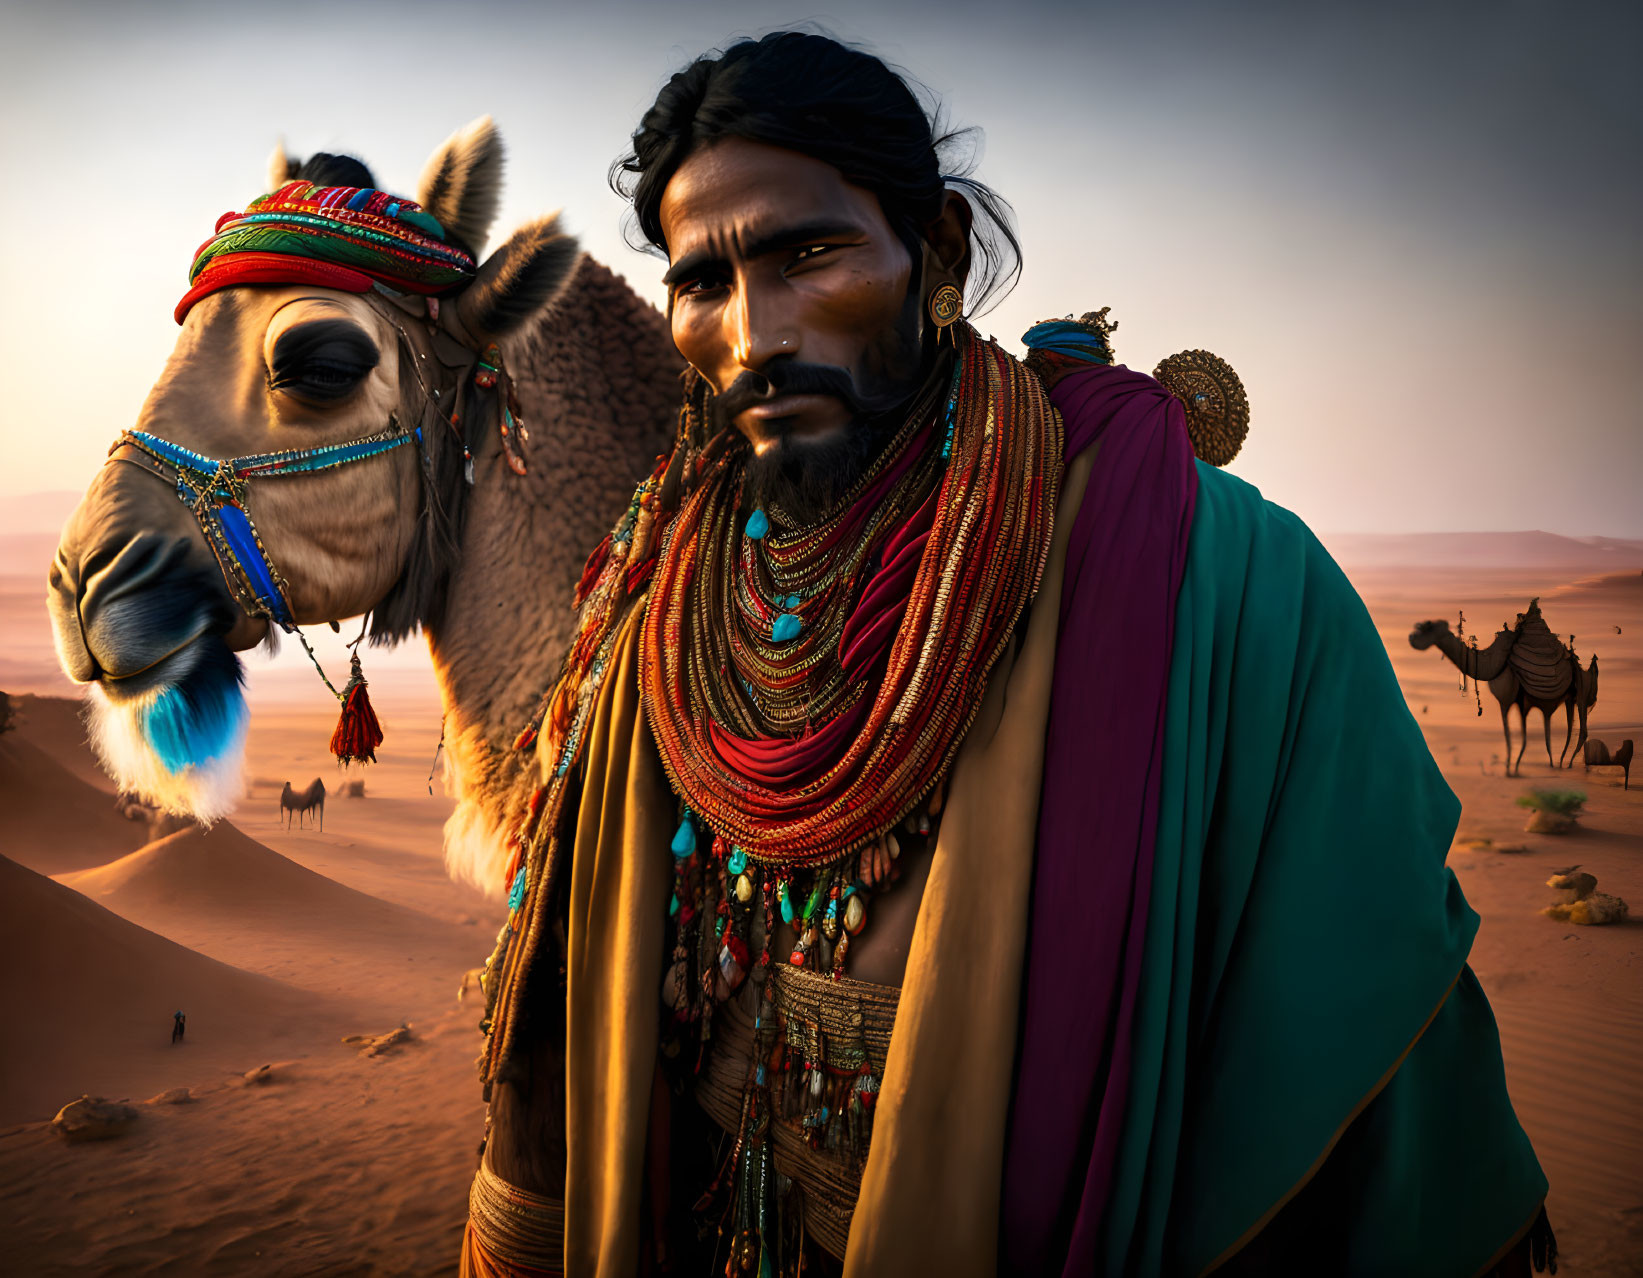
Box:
[711,361,907,427]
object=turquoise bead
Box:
[507,867,527,911]
[784,593,801,609]
[727,846,748,875]
[670,815,696,859]
[772,612,802,642]
[780,892,795,925]
[745,508,769,540]
[669,892,680,917]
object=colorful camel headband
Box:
[175,180,478,324]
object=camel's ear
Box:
[452,215,580,344]
[267,139,298,192]
[418,117,504,255]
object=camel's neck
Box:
[422,257,679,895]
[1432,626,1514,681]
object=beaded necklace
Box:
[698,368,947,739]
[641,326,1062,872]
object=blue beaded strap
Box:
[113,421,419,632]
[124,424,416,485]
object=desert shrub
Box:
[1515,788,1587,816]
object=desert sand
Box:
[2,522,1640,1275]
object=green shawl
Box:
[1104,461,1546,1275]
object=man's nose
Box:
[724,279,800,377]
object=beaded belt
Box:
[466,1160,565,1275]
[695,966,901,1260]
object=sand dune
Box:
[0,854,330,1126]
[5,691,113,792]
[61,820,430,929]
[58,822,476,995]
[0,732,146,875]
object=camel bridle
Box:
[103,291,484,641]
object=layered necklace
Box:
[686,368,945,739]
[641,326,1063,874]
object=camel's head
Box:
[49,119,579,820]
[1408,618,1452,650]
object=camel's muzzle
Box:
[48,464,260,700]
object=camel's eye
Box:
[269,320,380,405]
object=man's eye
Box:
[679,274,726,296]
[791,245,833,264]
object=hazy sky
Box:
[1,0,1638,535]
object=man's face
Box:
[658,138,928,512]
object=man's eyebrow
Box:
[662,219,866,288]
[662,249,719,289]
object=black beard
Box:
[741,408,901,527]
[714,299,934,526]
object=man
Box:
[464,32,1550,1277]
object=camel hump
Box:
[1506,607,1575,700]
[1514,610,1555,641]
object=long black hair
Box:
[611,31,1022,315]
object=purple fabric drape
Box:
[1000,364,1200,1275]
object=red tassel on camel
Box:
[330,652,384,765]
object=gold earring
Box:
[928,283,963,345]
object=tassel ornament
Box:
[330,652,384,765]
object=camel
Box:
[49,118,679,881]
[280,777,327,830]
[48,120,681,1210]
[1583,738,1633,791]
[1408,599,1598,775]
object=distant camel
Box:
[280,778,326,830]
[1409,599,1598,775]
[1584,739,1633,791]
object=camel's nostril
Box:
[53,532,237,687]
